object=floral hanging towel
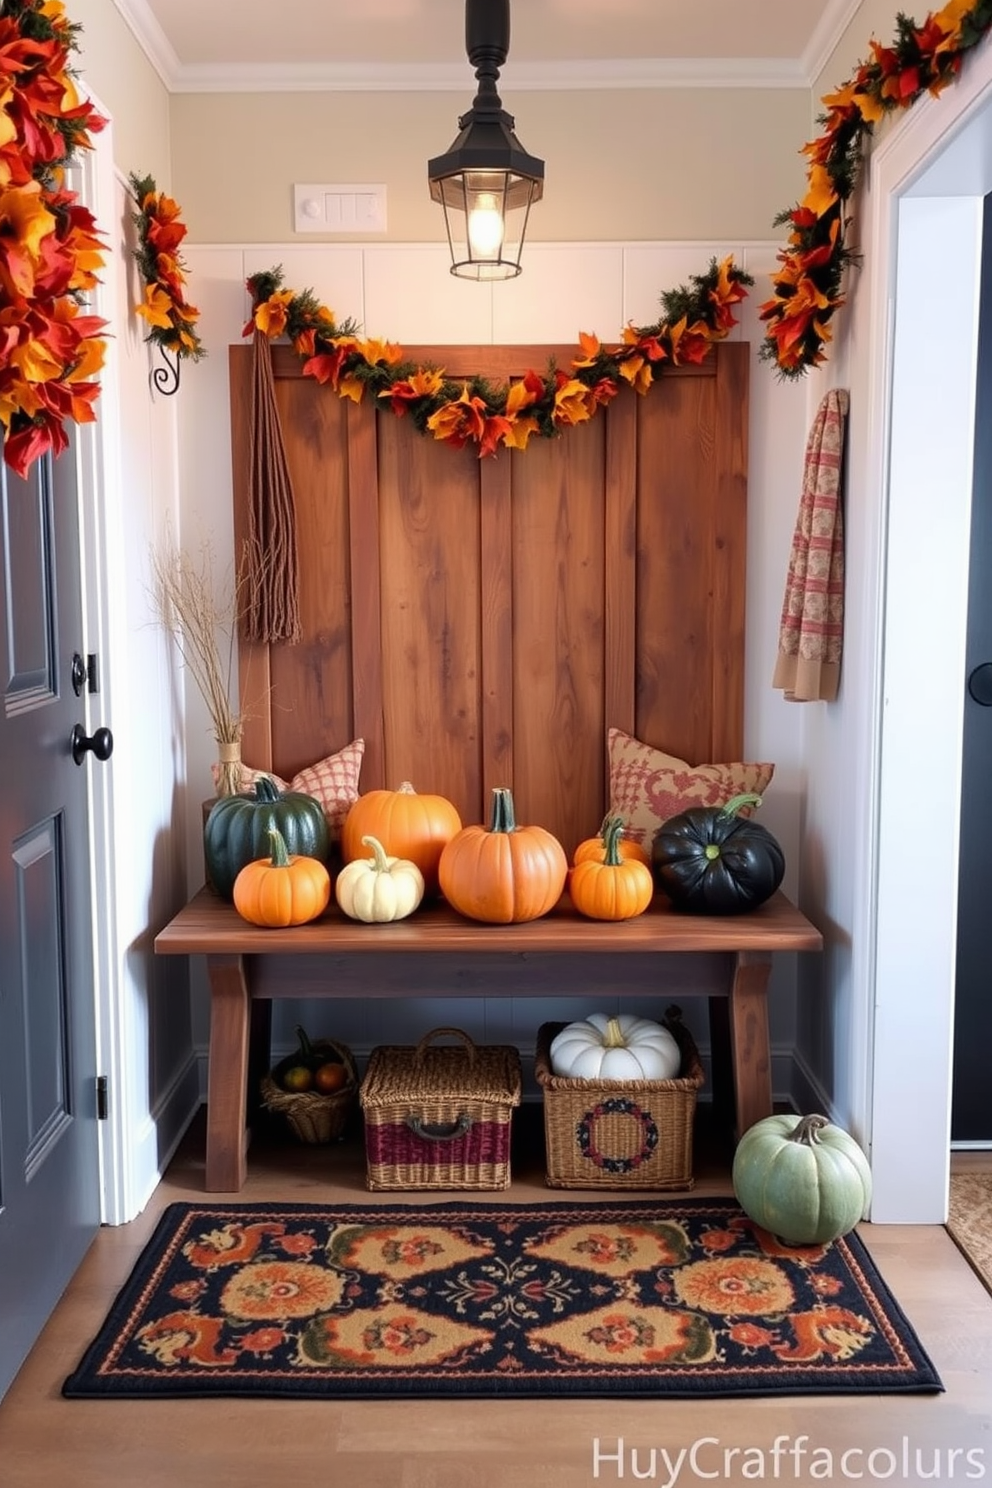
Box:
[772,388,849,702]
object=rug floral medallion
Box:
[63,1199,941,1400]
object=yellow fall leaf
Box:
[338,374,366,404]
[67,337,107,383]
[13,339,63,384]
[135,284,175,331]
[553,378,594,426]
[802,164,839,217]
[502,415,540,450]
[852,89,886,124]
[505,379,537,416]
[617,356,652,395]
[358,338,403,368]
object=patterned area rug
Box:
[62,1199,941,1400]
[947,1173,992,1297]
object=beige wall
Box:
[169,86,811,245]
[72,0,171,181]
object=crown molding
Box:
[112,0,181,89]
[111,1,816,94]
[801,0,866,92]
[145,55,811,95]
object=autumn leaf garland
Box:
[761,0,992,377]
[129,172,204,363]
[244,256,754,458]
[0,0,107,478]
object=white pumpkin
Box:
[550,1013,681,1082]
[334,834,425,923]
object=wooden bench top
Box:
[155,886,823,958]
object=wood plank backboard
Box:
[229,341,749,856]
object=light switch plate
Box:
[293,183,387,234]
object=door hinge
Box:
[96,1075,109,1120]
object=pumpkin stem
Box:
[720,792,762,818]
[603,816,626,867]
[397,782,416,795]
[360,834,391,873]
[789,1113,829,1146]
[604,1016,626,1048]
[295,1024,315,1060]
[267,827,291,867]
[255,776,281,803]
[489,786,517,834]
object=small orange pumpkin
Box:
[569,816,654,921]
[572,813,651,868]
[341,781,461,896]
[233,828,331,927]
[438,786,567,924]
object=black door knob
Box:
[71,723,114,766]
[968,663,992,706]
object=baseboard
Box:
[128,1050,202,1217]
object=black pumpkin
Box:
[204,776,330,901]
[652,792,785,915]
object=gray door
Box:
[954,192,992,1144]
[0,439,102,1399]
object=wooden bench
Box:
[155,887,821,1192]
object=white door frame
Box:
[75,99,131,1225]
[861,47,992,1221]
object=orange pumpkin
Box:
[341,781,461,896]
[569,816,654,921]
[233,828,331,927]
[438,786,567,924]
[572,813,651,868]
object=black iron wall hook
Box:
[151,342,181,396]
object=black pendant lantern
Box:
[428,0,544,280]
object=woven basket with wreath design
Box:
[261,1035,359,1145]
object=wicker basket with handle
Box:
[534,1005,704,1190]
[261,1036,359,1144]
[359,1026,521,1190]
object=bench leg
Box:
[728,950,773,1138]
[204,953,250,1192]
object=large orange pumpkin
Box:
[438,786,567,924]
[341,781,461,896]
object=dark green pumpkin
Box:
[652,792,785,915]
[204,776,330,901]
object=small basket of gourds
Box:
[260,1025,359,1145]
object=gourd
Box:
[732,1112,873,1245]
[334,835,425,923]
[341,781,461,896]
[652,792,785,915]
[438,786,567,924]
[570,816,654,921]
[550,1013,682,1082]
[204,775,330,901]
[232,828,331,927]
[573,814,651,868]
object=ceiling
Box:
[116,0,861,91]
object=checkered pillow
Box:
[607,728,774,848]
[212,739,365,838]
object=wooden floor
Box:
[1,1108,991,1488]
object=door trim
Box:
[74,98,130,1225]
[860,53,992,1221]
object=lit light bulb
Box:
[467,194,505,258]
